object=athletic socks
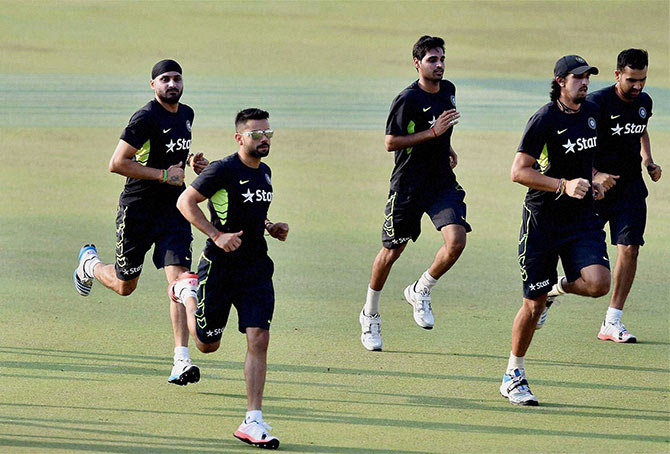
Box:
[506,352,525,374]
[605,307,623,324]
[83,256,101,279]
[174,346,189,361]
[245,410,263,423]
[364,286,381,316]
[416,270,438,292]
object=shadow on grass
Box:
[2,345,666,392]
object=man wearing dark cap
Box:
[73,59,209,386]
[500,55,609,406]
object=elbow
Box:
[510,167,521,183]
[108,158,121,174]
[176,193,187,215]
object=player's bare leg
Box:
[428,224,467,278]
[245,327,269,412]
[598,245,639,343]
[93,264,139,296]
[369,243,407,291]
[560,264,610,297]
[165,265,200,385]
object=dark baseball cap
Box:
[554,55,599,77]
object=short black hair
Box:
[235,108,269,130]
[412,35,445,61]
[617,49,648,71]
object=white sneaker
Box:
[359,309,382,351]
[598,320,637,343]
[73,244,97,296]
[234,419,279,450]
[500,368,538,406]
[535,297,560,330]
[404,282,434,329]
[168,358,200,386]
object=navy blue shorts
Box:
[195,252,275,343]
[114,201,192,281]
[381,182,472,249]
[518,205,609,299]
[596,178,648,246]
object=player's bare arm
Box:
[110,139,185,186]
[511,152,591,199]
[177,186,242,252]
[640,130,662,182]
[385,109,460,151]
[265,220,289,241]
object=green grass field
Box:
[1,1,669,453]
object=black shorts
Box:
[518,205,609,299]
[381,182,472,249]
[195,252,275,342]
[114,201,192,281]
[595,178,648,246]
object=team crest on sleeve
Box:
[588,117,596,129]
[450,95,456,107]
[186,120,192,132]
[639,107,647,119]
[265,174,272,185]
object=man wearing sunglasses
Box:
[73,59,209,386]
[359,35,470,351]
[175,108,288,449]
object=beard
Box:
[250,144,270,158]
[158,88,182,105]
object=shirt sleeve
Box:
[191,161,227,199]
[385,93,416,136]
[120,110,152,150]
[517,112,547,159]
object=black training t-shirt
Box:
[386,80,457,193]
[588,85,652,182]
[191,153,273,259]
[518,101,600,221]
[119,99,194,205]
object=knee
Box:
[198,342,219,354]
[247,331,269,355]
[446,236,466,256]
[379,247,403,266]
[118,281,137,296]
[586,276,610,298]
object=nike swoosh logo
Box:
[610,115,620,119]
[163,128,171,133]
[557,129,568,134]
[423,107,431,112]
[239,180,249,184]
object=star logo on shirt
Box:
[562,139,576,154]
[166,139,176,153]
[242,188,254,203]
[611,123,623,135]
[428,116,437,128]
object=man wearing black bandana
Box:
[73,59,210,386]
[500,55,610,406]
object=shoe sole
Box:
[597,333,637,343]
[403,286,433,330]
[361,335,382,351]
[234,432,279,450]
[168,365,201,385]
[500,391,539,406]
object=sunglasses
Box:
[240,129,274,140]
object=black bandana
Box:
[151,59,182,79]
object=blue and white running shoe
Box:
[500,368,539,406]
[73,244,97,296]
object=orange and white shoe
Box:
[168,271,199,305]
[597,320,637,343]
[234,419,279,449]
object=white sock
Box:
[364,286,381,316]
[507,352,525,374]
[606,307,622,324]
[416,270,438,292]
[555,276,566,294]
[174,346,189,361]
[245,409,262,423]
[84,256,101,279]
